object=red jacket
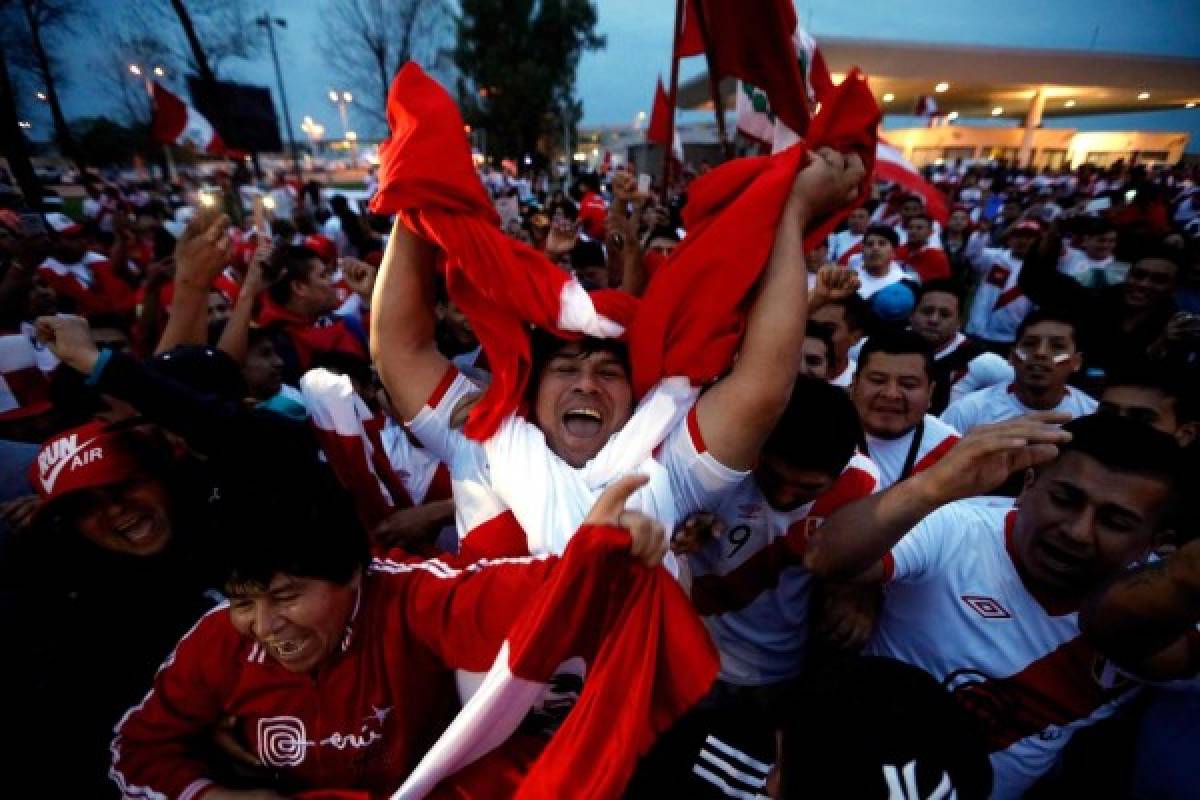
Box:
[257,296,369,372]
[37,253,138,318]
[896,242,951,281]
[110,553,555,799]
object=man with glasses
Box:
[942,310,1097,435]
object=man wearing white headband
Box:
[941,310,1096,434]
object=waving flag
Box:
[646,77,684,162]
[150,82,229,155]
[876,141,950,224]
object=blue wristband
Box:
[85,348,114,387]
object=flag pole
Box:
[691,1,733,162]
[146,79,175,182]
[662,0,685,193]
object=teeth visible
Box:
[565,408,602,420]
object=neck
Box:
[865,262,889,277]
[1014,382,1067,410]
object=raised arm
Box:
[369,219,451,422]
[1079,539,1200,682]
[156,212,232,354]
[803,414,1071,581]
[695,149,864,471]
[1017,232,1090,311]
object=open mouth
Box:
[562,407,604,438]
[113,512,159,546]
[266,636,311,664]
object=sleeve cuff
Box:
[84,348,114,387]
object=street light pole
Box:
[257,12,302,180]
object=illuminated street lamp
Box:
[329,88,353,138]
[128,63,142,76]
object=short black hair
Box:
[826,293,871,334]
[856,329,934,380]
[763,376,863,475]
[1014,308,1079,345]
[217,485,369,592]
[266,244,322,306]
[805,320,835,364]
[915,279,966,313]
[1055,414,1181,492]
[1104,362,1196,424]
[864,224,899,248]
[569,239,607,270]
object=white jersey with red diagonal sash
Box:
[965,247,1032,343]
[864,414,960,489]
[866,501,1140,799]
[686,453,880,685]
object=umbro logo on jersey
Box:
[961,595,1011,619]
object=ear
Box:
[1068,351,1084,373]
[1176,422,1197,449]
[1017,467,1038,499]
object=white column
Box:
[1019,87,1046,168]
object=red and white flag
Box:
[391,526,719,799]
[150,81,228,155]
[876,140,950,224]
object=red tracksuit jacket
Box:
[110,553,556,799]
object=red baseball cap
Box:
[304,234,337,265]
[29,422,139,504]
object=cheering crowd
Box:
[1,62,1199,800]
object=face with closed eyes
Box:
[227,571,361,673]
[533,342,634,468]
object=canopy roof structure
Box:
[678,37,1200,120]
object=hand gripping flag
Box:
[371,63,878,440]
[392,525,720,799]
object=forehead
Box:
[917,291,959,312]
[1134,258,1177,277]
[1020,320,1074,340]
[1102,385,1171,410]
[861,351,927,377]
[1040,452,1171,517]
[545,343,625,367]
[228,573,300,597]
[864,233,893,246]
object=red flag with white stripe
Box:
[391,526,719,799]
[875,140,950,224]
[150,81,229,155]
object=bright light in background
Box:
[345,130,357,141]
[128,64,141,76]
[882,92,895,103]
[572,152,587,162]
[947,110,959,120]
[153,66,166,77]
[328,90,339,103]
[343,91,353,103]
[1137,91,1150,100]
[991,106,1003,116]
[18,120,31,129]
[523,155,532,165]
[1064,99,1076,108]
[35,91,47,101]
[1188,102,1197,109]
[934,82,949,93]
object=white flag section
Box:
[735,26,824,154]
[176,105,218,151]
[875,141,950,222]
[151,82,227,155]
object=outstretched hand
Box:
[583,474,668,567]
[922,412,1073,504]
[175,212,233,291]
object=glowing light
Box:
[1187,102,1197,109]
[1137,91,1150,100]
[882,93,895,103]
[947,111,959,120]
[153,66,166,77]
[328,90,339,103]
[1064,99,1076,108]
[934,82,949,93]
[128,64,142,76]
[991,106,1004,116]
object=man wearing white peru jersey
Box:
[804,414,1182,798]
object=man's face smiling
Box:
[533,342,634,468]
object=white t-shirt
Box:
[867,501,1140,799]
[829,360,855,389]
[965,246,1032,343]
[864,414,960,489]
[408,367,746,567]
[941,383,1097,435]
[935,333,1016,406]
[686,454,880,685]
[1058,248,1127,288]
[846,256,907,299]
[827,229,863,262]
